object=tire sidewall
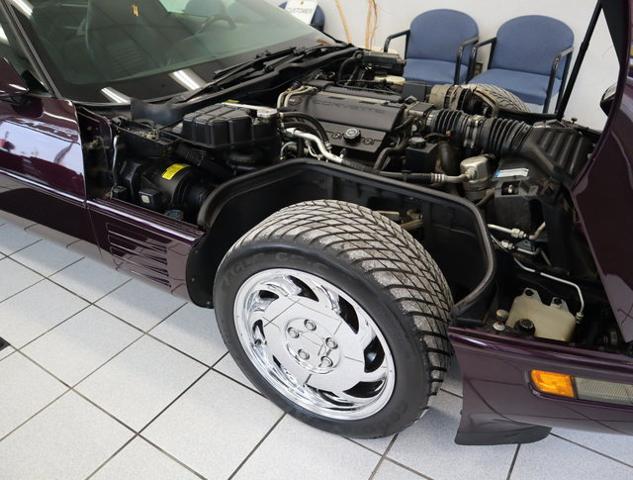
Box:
[214,240,432,438]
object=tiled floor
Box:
[1,212,632,480]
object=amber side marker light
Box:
[530,370,576,398]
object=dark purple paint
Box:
[0,4,632,444]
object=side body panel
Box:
[0,91,94,243]
[88,199,204,299]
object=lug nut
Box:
[320,356,333,368]
[304,319,317,331]
[287,327,299,339]
[325,338,338,349]
[298,349,310,360]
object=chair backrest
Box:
[279,2,325,31]
[491,15,574,78]
[407,9,478,65]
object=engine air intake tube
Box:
[422,110,593,184]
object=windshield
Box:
[6,0,321,103]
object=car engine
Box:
[102,49,617,349]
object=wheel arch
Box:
[186,159,496,321]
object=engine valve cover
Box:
[285,81,405,154]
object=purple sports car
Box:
[0,0,631,444]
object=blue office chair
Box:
[469,15,574,113]
[384,9,478,85]
[279,2,325,32]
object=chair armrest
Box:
[544,46,574,113]
[454,36,479,84]
[384,30,410,53]
[468,37,496,80]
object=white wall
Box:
[309,0,620,129]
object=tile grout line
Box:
[209,365,264,399]
[439,387,462,399]
[367,434,401,480]
[90,302,215,371]
[0,386,71,443]
[505,444,521,480]
[85,366,214,480]
[4,238,43,257]
[0,275,46,306]
[7,346,216,480]
[369,434,435,480]
[226,413,288,480]
[4,252,133,307]
[379,456,436,480]
[550,432,633,469]
[6,247,227,376]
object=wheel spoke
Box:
[360,362,392,383]
[258,274,302,298]
[355,311,378,350]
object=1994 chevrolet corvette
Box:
[0,0,632,445]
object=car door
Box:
[0,14,94,245]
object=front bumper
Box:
[450,327,633,445]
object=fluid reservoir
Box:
[506,289,576,342]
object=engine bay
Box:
[85,48,624,355]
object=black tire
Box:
[466,84,531,113]
[214,200,453,438]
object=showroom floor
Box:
[0,210,632,480]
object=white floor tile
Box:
[23,306,142,385]
[0,345,14,361]
[25,224,78,247]
[0,210,36,228]
[151,304,226,365]
[0,222,40,254]
[388,391,516,480]
[0,354,67,438]
[51,258,129,302]
[77,335,206,430]
[352,434,395,455]
[67,239,101,257]
[553,428,633,467]
[0,279,88,348]
[0,257,41,302]
[213,353,258,391]
[97,280,186,331]
[91,437,200,480]
[512,435,633,479]
[12,239,83,276]
[144,371,283,480]
[233,416,380,480]
[373,460,425,480]
[0,392,133,480]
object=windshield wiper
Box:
[172,43,351,104]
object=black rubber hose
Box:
[337,54,362,83]
[424,109,531,157]
[374,136,409,170]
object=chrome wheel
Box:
[233,268,396,420]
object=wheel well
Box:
[186,159,495,320]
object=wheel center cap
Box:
[284,318,341,374]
